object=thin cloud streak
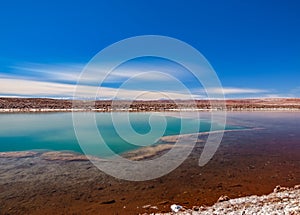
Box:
[7,63,184,85]
[0,62,280,99]
[9,63,83,83]
[0,78,201,100]
[0,77,272,99]
[205,87,269,94]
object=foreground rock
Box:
[158,185,300,214]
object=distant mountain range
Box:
[0,97,300,112]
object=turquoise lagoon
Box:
[0,113,243,157]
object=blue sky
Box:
[0,0,299,99]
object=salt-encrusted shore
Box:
[157,185,300,215]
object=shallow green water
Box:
[0,113,243,157]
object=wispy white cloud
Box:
[205,87,269,95]
[0,78,78,97]
[262,94,290,98]
[3,62,202,93]
[0,62,282,99]
[8,63,83,83]
[6,62,184,85]
[1,63,201,99]
[0,78,201,100]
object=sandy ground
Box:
[0,112,300,214]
